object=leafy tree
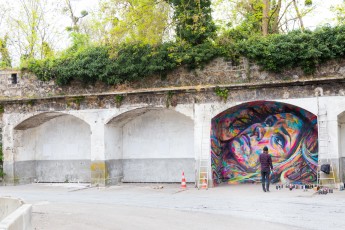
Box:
[4,0,60,67]
[0,35,12,68]
[89,0,171,48]
[167,0,217,45]
[216,0,314,40]
[332,1,345,24]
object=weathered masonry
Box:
[1,58,345,186]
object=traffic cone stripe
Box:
[201,176,207,189]
[181,171,187,189]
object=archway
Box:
[105,108,194,183]
[211,101,318,185]
[13,112,91,183]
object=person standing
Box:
[259,146,273,192]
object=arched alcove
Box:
[211,100,318,185]
[13,112,91,183]
[105,107,194,183]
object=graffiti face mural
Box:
[211,101,318,184]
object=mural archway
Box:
[211,101,318,185]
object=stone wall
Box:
[1,57,345,100]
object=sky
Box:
[305,0,343,28]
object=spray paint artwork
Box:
[211,101,318,184]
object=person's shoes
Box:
[262,184,266,192]
[266,189,270,192]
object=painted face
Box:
[230,113,303,172]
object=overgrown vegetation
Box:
[115,95,125,108]
[237,26,345,74]
[27,25,345,85]
[214,86,229,102]
[27,41,220,85]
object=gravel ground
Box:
[1,183,344,230]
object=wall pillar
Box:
[90,116,107,186]
[2,123,15,185]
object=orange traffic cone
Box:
[201,176,208,189]
[181,171,187,189]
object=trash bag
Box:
[321,164,330,174]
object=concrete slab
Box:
[0,183,344,230]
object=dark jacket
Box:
[259,153,273,172]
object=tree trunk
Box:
[262,0,270,36]
[293,0,305,31]
[271,0,282,33]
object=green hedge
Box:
[238,26,345,74]
[27,25,345,85]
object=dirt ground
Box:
[1,183,344,230]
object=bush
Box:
[27,25,345,85]
[238,26,345,74]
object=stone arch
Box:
[13,112,91,183]
[211,100,318,185]
[104,107,195,183]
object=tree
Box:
[6,0,57,66]
[89,0,171,47]
[167,0,217,45]
[61,0,89,32]
[262,0,270,35]
[0,3,11,68]
[0,36,12,68]
[216,0,314,38]
[332,1,345,24]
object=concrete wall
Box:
[121,109,194,182]
[0,197,32,230]
[12,114,91,183]
[104,126,123,184]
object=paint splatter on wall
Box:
[211,101,318,184]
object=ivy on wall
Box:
[27,25,345,86]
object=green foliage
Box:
[214,86,229,102]
[115,95,125,108]
[168,0,216,45]
[27,25,345,85]
[95,0,170,47]
[166,91,174,108]
[0,105,4,113]
[305,0,312,6]
[238,26,345,74]
[28,41,220,85]
[333,2,345,24]
[0,36,12,68]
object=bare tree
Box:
[62,0,88,32]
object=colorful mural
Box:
[211,101,318,184]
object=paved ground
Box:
[1,183,345,230]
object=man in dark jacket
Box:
[259,146,273,192]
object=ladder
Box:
[316,102,336,188]
[196,106,210,189]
